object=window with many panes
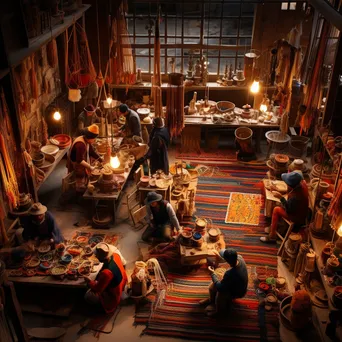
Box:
[126,0,255,77]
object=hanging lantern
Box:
[110,153,120,169]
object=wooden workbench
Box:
[262,179,288,217]
[83,169,131,225]
[183,114,280,153]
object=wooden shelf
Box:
[109,82,276,92]
[36,148,69,191]
[310,233,339,312]
[317,130,342,161]
[7,5,91,68]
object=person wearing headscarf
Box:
[20,202,64,246]
[260,171,309,243]
[67,124,102,192]
[142,192,180,243]
[199,248,248,317]
[84,242,127,313]
[77,104,101,135]
[118,104,142,140]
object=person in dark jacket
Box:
[200,248,248,316]
[260,171,309,243]
[84,242,127,313]
[21,203,64,245]
[119,104,142,139]
[142,192,180,243]
[143,117,170,175]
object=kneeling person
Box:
[142,192,180,243]
[200,248,248,316]
[84,243,127,313]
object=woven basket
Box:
[289,136,309,157]
[235,127,253,141]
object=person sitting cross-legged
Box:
[199,248,248,317]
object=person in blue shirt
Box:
[199,248,248,316]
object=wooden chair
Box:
[276,218,294,256]
[127,188,147,229]
[134,166,144,185]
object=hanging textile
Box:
[300,20,330,133]
[107,0,135,86]
[0,134,19,210]
[152,7,163,118]
[65,23,96,89]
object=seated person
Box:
[200,248,248,317]
[142,192,180,243]
[19,203,64,246]
[260,171,309,243]
[84,243,127,313]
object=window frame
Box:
[125,0,255,78]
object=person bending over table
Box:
[67,124,103,193]
[18,202,64,247]
[118,104,142,142]
[199,248,248,317]
[260,171,309,243]
[77,104,101,135]
[84,242,127,314]
[142,192,180,243]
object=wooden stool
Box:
[276,218,294,256]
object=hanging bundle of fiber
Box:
[47,38,58,68]
[166,77,185,139]
[152,7,163,117]
[77,22,97,88]
[30,54,39,100]
[107,1,135,86]
[0,134,19,210]
[280,111,289,137]
[300,20,330,133]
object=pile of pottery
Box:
[288,159,307,173]
[241,104,253,118]
[266,154,289,178]
[98,170,118,193]
[17,193,33,212]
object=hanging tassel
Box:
[47,39,58,68]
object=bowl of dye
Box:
[60,253,73,264]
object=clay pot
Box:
[195,218,207,232]
[322,246,334,265]
[32,152,45,168]
[208,228,221,242]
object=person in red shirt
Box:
[260,171,309,243]
[67,124,102,192]
[84,243,127,313]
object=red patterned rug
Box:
[135,163,279,341]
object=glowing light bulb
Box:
[250,80,260,94]
[53,111,61,121]
[110,155,120,169]
[260,104,267,113]
[106,96,113,106]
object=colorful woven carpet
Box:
[135,163,279,341]
[225,192,262,226]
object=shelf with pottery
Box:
[35,147,70,191]
[317,129,342,162]
[309,233,340,313]
[109,82,276,92]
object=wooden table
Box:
[138,183,172,204]
[83,169,131,224]
[262,179,288,217]
[184,114,280,153]
[179,233,225,266]
[7,263,102,288]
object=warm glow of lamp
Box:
[110,154,120,169]
[336,225,342,249]
[53,111,61,121]
[260,104,267,113]
[106,95,113,106]
[250,80,260,94]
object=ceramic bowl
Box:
[41,145,59,156]
[61,253,73,264]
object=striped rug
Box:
[135,163,279,341]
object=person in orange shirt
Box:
[84,243,127,314]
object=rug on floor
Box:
[225,192,262,226]
[135,163,280,341]
[176,148,237,163]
